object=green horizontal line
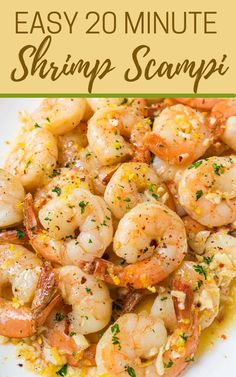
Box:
[0,93,235,98]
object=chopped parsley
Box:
[46,117,51,123]
[79,201,88,214]
[180,332,188,342]
[212,162,224,176]
[161,296,168,301]
[16,229,25,240]
[56,364,68,376]
[195,190,203,201]
[188,161,203,169]
[111,323,121,349]
[34,123,41,128]
[69,332,76,337]
[203,255,214,265]
[49,169,61,178]
[85,287,92,295]
[125,365,136,377]
[52,187,61,196]
[193,264,207,280]
[164,359,174,368]
[185,356,195,363]
[55,312,65,322]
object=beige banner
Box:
[0,0,235,94]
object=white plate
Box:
[0,98,235,377]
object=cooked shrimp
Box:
[104,162,174,219]
[152,156,187,216]
[151,289,177,332]
[4,128,58,191]
[42,302,97,367]
[0,169,25,228]
[96,280,199,377]
[182,216,211,255]
[58,122,88,167]
[0,245,58,337]
[79,147,121,195]
[178,156,236,227]
[174,98,223,111]
[204,231,236,288]
[87,106,151,166]
[81,202,187,289]
[87,98,147,114]
[30,98,89,135]
[144,104,213,165]
[33,168,92,210]
[210,100,236,151]
[24,188,113,264]
[96,312,167,377]
[57,266,112,334]
[174,261,220,329]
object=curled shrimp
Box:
[209,100,236,151]
[81,202,187,289]
[56,266,112,334]
[173,98,223,111]
[30,98,89,135]
[96,280,199,377]
[24,186,113,264]
[87,98,147,114]
[178,156,236,227]
[144,104,213,165]
[42,301,97,367]
[87,106,151,166]
[58,122,88,167]
[104,162,175,219]
[0,169,25,228]
[4,128,58,191]
[0,245,58,338]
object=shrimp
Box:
[4,128,58,191]
[96,280,199,377]
[152,156,187,216]
[57,122,88,167]
[87,98,147,114]
[0,245,58,338]
[104,162,175,219]
[87,106,151,166]
[173,98,223,111]
[42,302,97,367]
[210,100,236,151]
[144,104,213,165]
[24,187,113,264]
[56,266,112,334]
[174,261,220,330]
[33,168,92,210]
[81,202,187,289]
[182,216,211,255]
[178,156,236,227]
[0,169,25,228]
[204,231,236,288]
[79,147,121,195]
[30,98,89,135]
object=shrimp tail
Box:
[159,280,200,377]
[32,264,60,325]
[0,227,29,245]
[24,192,39,237]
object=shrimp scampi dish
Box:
[0,97,235,377]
